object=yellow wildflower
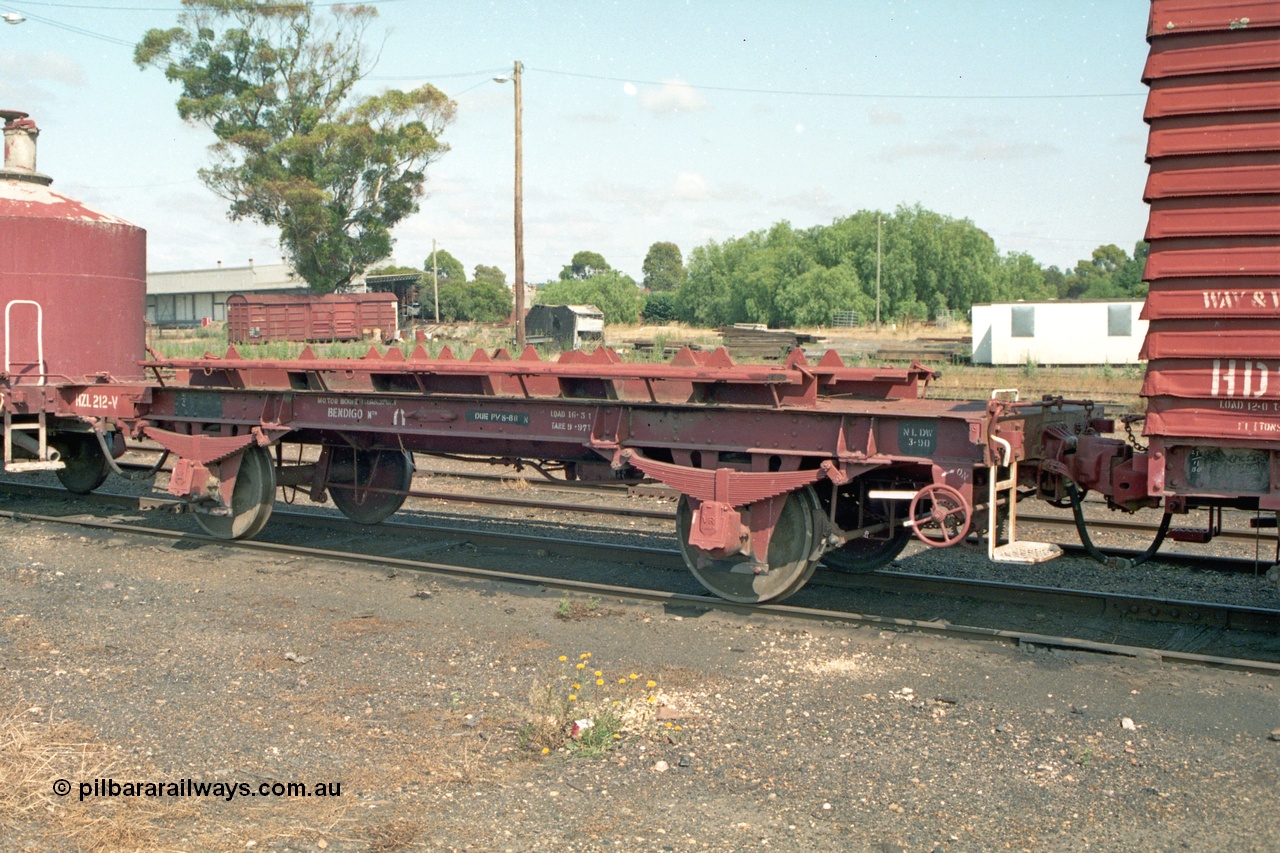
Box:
[558,656,567,662]
[569,694,577,701]
[541,747,550,754]
[596,678,604,686]
[629,673,639,680]
[576,663,585,670]
[618,678,627,684]
[646,680,656,688]
[594,670,602,677]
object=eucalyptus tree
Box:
[136,1,456,292]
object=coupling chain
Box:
[1123,416,1147,452]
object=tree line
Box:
[138,2,1149,330]
[531,207,1149,328]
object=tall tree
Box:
[135,1,455,293]
[641,241,684,292]
[437,278,512,323]
[559,251,611,281]
[424,248,465,283]
[538,270,642,324]
[472,264,507,288]
[1063,244,1133,299]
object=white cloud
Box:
[638,79,708,116]
[0,51,86,87]
[670,171,709,200]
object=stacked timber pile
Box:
[627,340,705,357]
[722,325,825,360]
[873,336,972,365]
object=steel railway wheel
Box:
[328,448,415,525]
[822,528,912,573]
[820,483,912,573]
[676,486,821,604]
[194,444,276,539]
[52,433,110,495]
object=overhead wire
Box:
[528,65,1145,101]
[6,0,403,8]
[4,3,136,46]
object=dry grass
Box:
[498,476,533,492]
[0,699,488,851]
[0,706,196,852]
[931,363,1145,413]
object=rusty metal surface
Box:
[1143,238,1280,278]
[226,292,399,345]
[1139,0,1280,510]
[1,183,146,386]
[1148,0,1280,35]
[1146,195,1280,237]
[1143,277,1280,318]
[1142,318,1280,358]
[1147,114,1280,158]
[1145,153,1280,198]
[1144,74,1280,118]
[1146,396,1280,440]
[1146,30,1280,77]
[1142,357,1280,397]
[151,346,940,407]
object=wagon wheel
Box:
[823,528,912,573]
[820,484,912,573]
[328,448,415,525]
[194,444,276,540]
[908,483,971,547]
[51,433,110,495]
[675,486,821,604]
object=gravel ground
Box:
[4,492,1280,851]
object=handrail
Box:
[4,300,44,386]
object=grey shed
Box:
[523,304,605,350]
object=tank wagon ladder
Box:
[2,299,62,473]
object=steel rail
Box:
[107,457,1280,548]
[1,475,1274,581]
[0,503,1276,675]
[113,444,1280,551]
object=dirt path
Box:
[3,517,1279,852]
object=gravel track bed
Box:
[4,511,1280,851]
[5,454,1280,618]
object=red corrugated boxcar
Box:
[226,292,399,345]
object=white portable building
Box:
[970,300,1147,366]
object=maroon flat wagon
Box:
[5,0,1280,601]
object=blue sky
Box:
[0,1,1153,282]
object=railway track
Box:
[3,479,1278,673]
[110,448,1280,573]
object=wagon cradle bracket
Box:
[619,448,828,506]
